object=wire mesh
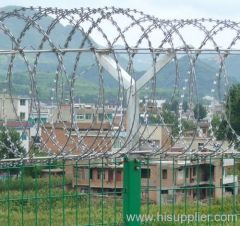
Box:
[0,157,238,225]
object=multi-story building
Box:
[0,94,31,153]
[49,103,121,124]
[29,104,50,124]
[158,158,238,204]
[0,94,29,121]
[70,158,238,204]
[138,125,172,153]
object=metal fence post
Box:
[123,156,141,226]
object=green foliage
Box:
[182,119,196,131]
[148,109,179,136]
[193,103,207,120]
[0,185,238,225]
[149,108,196,137]
[0,127,25,159]
[22,165,43,178]
[164,99,179,114]
[211,115,229,140]
[0,176,71,192]
[211,84,240,144]
[226,84,240,144]
[183,101,189,112]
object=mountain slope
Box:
[0,6,237,103]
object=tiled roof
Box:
[0,121,32,128]
[43,121,111,130]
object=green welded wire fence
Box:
[0,156,239,225]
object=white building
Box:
[0,94,31,154]
[0,94,30,121]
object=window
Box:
[141,168,151,178]
[89,169,93,180]
[97,170,101,179]
[105,113,113,121]
[20,99,26,106]
[20,112,25,120]
[76,114,85,121]
[108,169,114,182]
[85,113,92,120]
[113,140,123,149]
[102,170,105,180]
[162,169,167,179]
[185,168,189,178]
[198,143,204,149]
[193,167,196,176]
[74,167,88,180]
[97,169,105,180]
[32,136,40,144]
[21,133,27,140]
[98,113,104,121]
[116,170,122,181]
[80,168,85,180]
[161,190,168,194]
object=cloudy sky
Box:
[0,0,240,20]
[1,0,240,48]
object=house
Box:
[0,94,38,153]
[29,104,50,124]
[49,103,118,124]
[145,158,238,204]
[41,121,113,155]
[0,94,29,121]
[69,157,238,205]
[71,161,123,194]
[138,125,172,153]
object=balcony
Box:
[223,175,238,184]
[223,159,234,167]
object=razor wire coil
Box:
[0,7,239,163]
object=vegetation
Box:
[149,100,195,136]
[0,175,122,226]
[0,183,238,225]
[0,176,71,192]
[0,127,25,159]
[225,84,240,144]
[211,84,240,145]
[0,5,236,103]
[193,103,207,120]
[211,115,229,141]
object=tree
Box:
[225,84,240,143]
[148,109,179,136]
[0,127,26,159]
[193,103,207,120]
[183,101,188,112]
[163,100,179,114]
[182,119,196,131]
[211,115,228,140]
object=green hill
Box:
[0,6,236,103]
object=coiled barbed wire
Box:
[0,6,239,163]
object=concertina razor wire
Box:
[0,6,240,163]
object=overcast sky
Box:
[1,0,240,20]
[1,0,240,48]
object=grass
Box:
[0,187,122,226]
[0,185,239,225]
[0,175,238,225]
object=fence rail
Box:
[1,6,240,225]
[0,156,238,225]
